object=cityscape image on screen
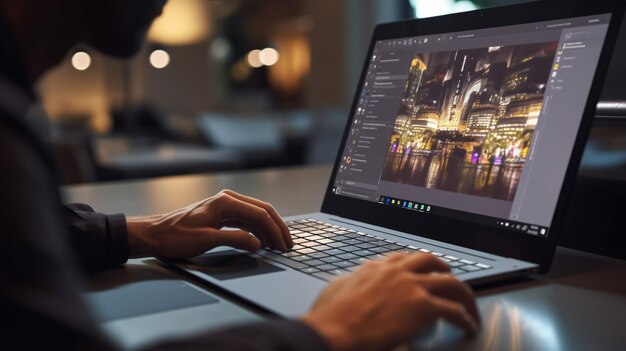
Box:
[381,42,558,201]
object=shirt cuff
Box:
[105,213,129,267]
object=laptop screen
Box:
[332,14,611,239]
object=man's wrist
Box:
[126,215,160,258]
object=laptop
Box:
[168,1,625,317]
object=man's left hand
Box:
[126,189,293,259]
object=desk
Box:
[64,165,626,351]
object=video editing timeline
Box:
[334,14,611,238]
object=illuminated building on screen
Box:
[439,50,481,131]
[466,104,498,137]
[389,42,555,161]
[399,56,427,118]
[383,42,558,201]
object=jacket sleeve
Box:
[64,203,129,273]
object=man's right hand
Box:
[301,253,480,351]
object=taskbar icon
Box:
[379,196,432,213]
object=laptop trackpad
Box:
[185,250,284,280]
[86,281,219,322]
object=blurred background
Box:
[41,0,625,186]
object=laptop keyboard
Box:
[256,219,492,282]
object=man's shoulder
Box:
[0,76,56,171]
[0,76,33,117]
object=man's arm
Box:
[62,188,298,274]
[64,203,129,273]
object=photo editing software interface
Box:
[333,14,611,238]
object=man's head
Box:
[0,0,169,81]
[82,0,169,58]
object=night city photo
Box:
[381,42,558,201]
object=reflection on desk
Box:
[414,282,625,351]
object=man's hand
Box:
[126,189,293,259]
[301,253,480,351]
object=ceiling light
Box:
[259,48,280,66]
[247,49,263,68]
[150,49,171,69]
[71,52,91,71]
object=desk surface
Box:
[64,165,626,351]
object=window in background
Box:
[410,0,478,18]
[409,0,539,18]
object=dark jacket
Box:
[0,18,328,351]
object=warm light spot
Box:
[268,35,311,94]
[259,48,280,66]
[150,49,171,69]
[71,52,91,71]
[247,49,263,68]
